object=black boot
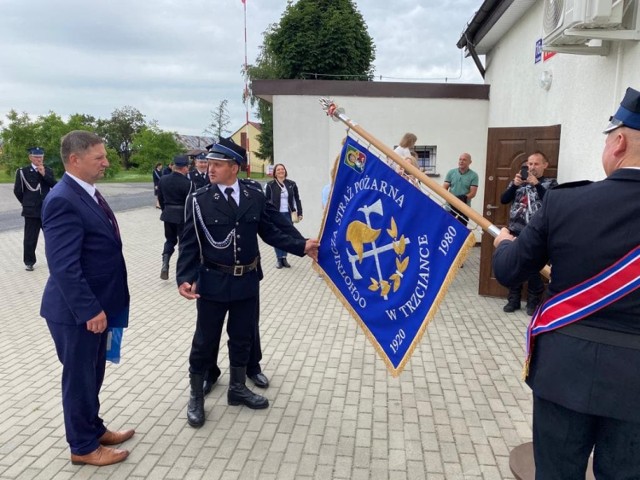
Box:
[228,367,269,409]
[248,371,269,389]
[203,368,220,396]
[187,373,205,428]
[503,285,522,313]
[526,292,542,316]
[275,258,283,269]
[160,254,170,280]
[281,258,291,268]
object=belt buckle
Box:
[233,265,244,276]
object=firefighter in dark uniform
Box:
[493,87,640,478]
[157,155,193,280]
[176,138,318,428]
[14,147,57,271]
[201,189,306,396]
[189,153,210,189]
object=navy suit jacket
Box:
[40,174,130,327]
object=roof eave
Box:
[457,0,536,55]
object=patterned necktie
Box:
[95,189,121,239]
[225,187,238,212]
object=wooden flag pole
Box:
[319,98,552,279]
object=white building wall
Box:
[270,94,489,238]
[484,0,640,182]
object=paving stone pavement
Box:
[0,189,535,479]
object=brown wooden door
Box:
[478,125,561,297]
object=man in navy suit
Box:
[41,130,134,466]
[493,88,640,478]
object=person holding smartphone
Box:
[499,151,557,314]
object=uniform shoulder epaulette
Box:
[192,184,212,197]
[240,178,265,194]
[192,183,209,194]
[551,180,593,190]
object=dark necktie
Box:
[225,187,238,212]
[95,189,121,239]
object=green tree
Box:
[67,113,98,131]
[0,110,69,177]
[205,100,231,141]
[0,110,38,174]
[130,125,184,174]
[247,0,375,161]
[245,51,277,162]
[97,106,146,170]
[34,112,71,175]
[265,0,375,80]
[0,109,124,179]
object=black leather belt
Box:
[203,257,259,277]
[557,323,640,351]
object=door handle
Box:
[486,204,500,209]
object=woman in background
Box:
[265,163,303,269]
[391,132,417,172]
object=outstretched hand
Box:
[304,239,320,262]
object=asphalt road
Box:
[0,183,155,233]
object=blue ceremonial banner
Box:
[316,136,475,376]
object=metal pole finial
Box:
[319,98,345,122]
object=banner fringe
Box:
[393,231,476,376]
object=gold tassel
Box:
[521,356,530,381]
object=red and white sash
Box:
[523,245,640,378]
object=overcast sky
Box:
[0,0,484,136]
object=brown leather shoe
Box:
[99,429,135,446]
[71,445,129,466]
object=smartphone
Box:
[520,165,529,180]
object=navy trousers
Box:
[533,395,640,479]
[162,222,184,256]
[205,293,262,381]
[189,296,257,374]
[23,216,41,266]
[47,321,108,455]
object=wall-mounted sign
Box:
[536,39,558,63]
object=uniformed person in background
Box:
[157,155,193,280]
[189,153,210,189]
[14,147,57,271]
[162,161,174,176]
[176,138,319,428]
